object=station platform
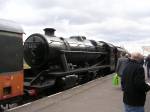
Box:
[8,74,150,112]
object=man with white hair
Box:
[122,52,150,112]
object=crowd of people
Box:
[116,53,150,112]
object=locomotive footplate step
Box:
[8,74,150,112]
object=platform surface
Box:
[8,74,150,112]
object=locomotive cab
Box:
[0,19,24,108]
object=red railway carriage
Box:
[0,19,24,106]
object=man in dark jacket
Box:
[122,52,150,112]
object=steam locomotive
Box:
[0,19,127,109]
[23,28,127,94]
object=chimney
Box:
[43,28,56,36]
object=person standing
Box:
[116,54,129,89]
[122,52,150,112]
[145,55,150,78]
[116,54,129,77]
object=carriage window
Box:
[3,86,11,95]
[0,32,23,73]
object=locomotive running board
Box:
[24,65,110,87]
[48,65,110,77]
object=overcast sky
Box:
[1,0,150,54]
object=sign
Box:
[142,46,150,52]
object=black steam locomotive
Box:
[24,28,127,94]
[0,19,129,110]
